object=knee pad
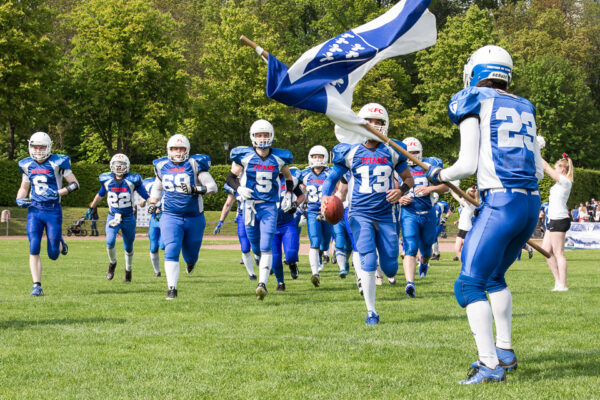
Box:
[486,277,508,294]
[360,251,378,272]
[149,241,159,254]
[454,275,488,308]
[48,249,60,260]
[164,244,180,262]
[402,238,418,257]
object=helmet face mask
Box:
[167,134,190,163]
[463,45,513,89]
[308,145,328,168]
[110,153,130,177]
[249,119,274,149]
[28,132,52,162]
[402,137,423,166]
[358,103,389,137]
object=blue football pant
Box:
[106,213,137,252]
[245,202,278,254]
[27,205,63,260]
[161,213,206,264]
[236,214,251,254]
[401,208,437,259]
[454,191,540,307]
[307,212,333,251]
[349,214,399,277]
[148,216,165,253]
[333,217,351,255]
[272,219,300,283]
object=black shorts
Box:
[457,229,468,239]
[548,218,571,233]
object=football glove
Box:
[536,135,546,149]
[441,217,447,224]
[316,213,326,222]
[298,215,307,226]
[237,187,254,201]
[147,203,157,215]
[180,183,207,195]
[85,207,94,220]
[108,213,122,227]
[281,192,293,213]
[286,201,298,214]
[16,198,31,208]
[213,220,224,235]
[425,164,443,185]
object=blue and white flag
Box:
[265,0,436,144]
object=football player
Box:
[322,103,414,325]
[398,137,448,296]
[431,193,452,261]
[88,154,149,282]
[426,45,543,384]
[300,145,334,286]
[143,176,165,277]
[226,120,294,300]
[450,186,479,262]
[214,183,257,280]
[16,131,80,296]
[147,134,218,299]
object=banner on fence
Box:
[134,193,151,227]
[565,222,600,249]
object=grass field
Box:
[0,239,599,399]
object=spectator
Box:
[571,207,579,222]
[578,203,588,222]
[595,205,600,222]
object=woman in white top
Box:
[542,155,574,291]
[450,186,479,262]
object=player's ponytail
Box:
[556,154,574,182]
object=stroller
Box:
[67,217,88,236]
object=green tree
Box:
[0,0,58,160]
[63,0,189,162]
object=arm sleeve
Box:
[439,117,480,182]
[198,171,218,194]
[150,178,164,199]
[534,140,544,183]
[22,173,30,183]
[322,164,348,197]
[63,169,73,177]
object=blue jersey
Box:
[435,200,450,225]
[332,141,408,220]
[153,154,211,216]
[230,146,293,203]
[300,167,332,214]
[541,202,550,228]
[448,86,541,190]
[18,154,72,203]
[403,157,443,213]
[98,172,148,216]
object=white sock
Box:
[466,300,499,369]
[376,265,383,279]
[258,251,273,285]
[242,252,255,276]
[432,242,439,255]
[489,288,513,349]
[336,251,346,272]
[165,260,179,289]
[309,248,320,275]
[363,270,376,313]
[150,252,160,273]
[352,252,361,274]
[125,251,133,271]
[107,247,117,264]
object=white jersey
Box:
[547,175,572,220]
[458,204,476,231]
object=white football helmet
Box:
[463,45,513,88]
[358,103,389,136]
[249,119,274,149]
[431,192,439,204]
[403,137,423,166]
[308,145,328,168]
[110,153,130,177]
[28,131,52,162]
[167,134,190,163]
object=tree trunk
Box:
[8,120,16,160]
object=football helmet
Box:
[110,153,130,177]
[358,103,389,136]
[28,131,52,162]
[463,45,512,88]
[402,137,422,166]
[167,134,190,163]
[249,119,274,149]
[308,145,328,168]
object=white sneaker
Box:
[555,286,569,292]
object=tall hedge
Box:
[2,160,599,211]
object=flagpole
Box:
[240,35,550,259]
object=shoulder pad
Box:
[52,154,72,170]
[271,148,293,165]
[125,173,143,185]
[190,154,211,171]
[18,158,33,173]
[289,167,302,179]
[388,139,408,162]
[448,87,490,126]
[423,157,443,169]
[143,177,155,186]
[99,172,113,184]
[153,156,169,168]
[230,146,253,164]
[332,143,353,165]
[224,183,235,195]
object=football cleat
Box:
[106,262,117,280]
[388,277,397,285]
[331,253,337,264]
[430,253,440,261]
[527,247,533,259]
[154,271,161,278]
[459,363,506,385]
[405,282,416,298]
[60,238,68,255]
[365,311,380,326]
[256,283,267,300]
[496,347,518,371]
[29,284,44,296]
[124,270,132,282]
[166,286,177,300]
[419,262,429,278]
[322,255,330,264]
[311,274,320,287]
[339,269,348,279]
[249,274,257,281]
[239,259,244,265]
[186,263,195,274]
[276,282,286,292]
[289,263,299,280]
[452,256,459,261]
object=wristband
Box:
[399,183,410,196]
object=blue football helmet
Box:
[463,45,513,88]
